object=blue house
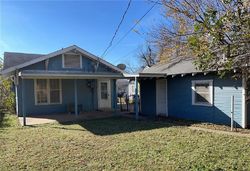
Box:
[1,45,124,122]
[139,57,249,128]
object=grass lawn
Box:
[1,114,250,170]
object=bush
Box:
[0,78,15,113]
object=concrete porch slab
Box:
[18,111,116,126]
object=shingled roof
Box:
[141,57,201,76]
[3,52,45,70]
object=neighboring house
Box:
[116,79,129,95]
[139,57,250,128]
[1,45,124,117]
[127,80,140,102]
[116,79,140,102]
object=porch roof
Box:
[19,70,124,79]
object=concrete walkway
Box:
[19,112,116,126]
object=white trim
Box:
[34,79,62,105]
[2,45,123,75]
[62,54,65,68]
[62,53,82,69]
[80,55,83,69]
[21,72,122,79]
[123,74,139,77]
[191,80,213,107]
[97,79,111,109]
[156,79,167,116]
[15,85,18,115]
[242,77,246,128]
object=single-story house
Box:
[1,45,125,121]
[139,57,250,128]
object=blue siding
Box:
[16,53,119,116]
[77,79,98,112]
[23,61,45,70]
[111,79,117,110]
[140,74,243,127]
[22,54,118,73]
[18,79,99,116]
[140,79,156,117]
[17,78,119,116]
[167,74,242,127]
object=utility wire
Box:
[100,0,132,58]
[103,0,159,57]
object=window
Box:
[192,80,213,106]
[35,79,62,105]
[50,79,61,103]
[63,54,82,68]
[36,79,48,104]
[101,82,108,99]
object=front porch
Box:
[18,111,117,126]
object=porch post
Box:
[135,76,139,120]
[22,79,26,126]
[74,79,78,116]
[242,76,247,128]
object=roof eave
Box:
[20,72,124,79]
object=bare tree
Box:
[138,45,157,68]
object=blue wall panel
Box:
[23,61,45,70]
[77,79,97,112]
[21,54,118,73]
[140,79,156,117]
[16,51,120,116]
[140,74,243,127]
[167,74,242,127]
[19,79,99,116]
[111,79,117,110]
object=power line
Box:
[120,46,141,59]
[103,0,159,57]
[100,0,132,58]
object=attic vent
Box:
[63,54,82,69]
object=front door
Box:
[98,79,111,110]
[156,79,168,116]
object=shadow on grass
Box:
[53,116,193,136]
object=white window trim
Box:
[62,53,82,69]
[34,79,62,105]
[191,80,213,107]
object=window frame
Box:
[62,53,82,69]
[191,80,213,107]
[34,79,62,105]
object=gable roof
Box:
[3,52,45,70]
[140,57,201,76]
[1,45,123,75]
